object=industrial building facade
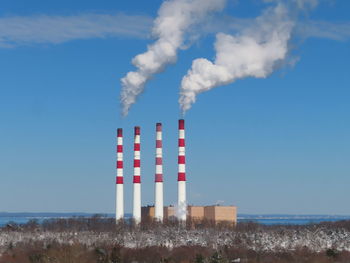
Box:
[142,205,237,225]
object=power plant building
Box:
[142,205,237,225]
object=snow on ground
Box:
[1,226,350,252]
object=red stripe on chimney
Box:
[156,140,162,148]
[178,173,186,181]
[178,156,185,164]
[133,176,141,183]
[117,161,123,169]
[134,159,140,167]
[179,119,185,129]
[178,139,185,147]
[156,157,162,165]
[116,177,123,184]
[134,144,140,151]
[155,174,163,182]
[117,145,123,153]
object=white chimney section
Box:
[154,123,164,221]
[116,128,124,221]
[133,126,141,224]
[177,119,187,221]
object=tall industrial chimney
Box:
[133,126,141,224]
[177,119,187,221]
[116,128,124,221]
[154,123,164,221]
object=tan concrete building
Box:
[142,205,237,224]
[141,206,155,220]
[142,206,176,220]
[188,206,204,221]
[163,206,175,219]
[204,205,237,224]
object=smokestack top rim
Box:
[134,126,141,135]
[156,122,162,131]
[117,128,123,136]
[179,119,185,129]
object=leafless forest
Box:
[1,216,350,263]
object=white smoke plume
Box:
[179,2,300,113]
[174,201,187,221]
[120,0,226,116]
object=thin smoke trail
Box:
[120,0,226,116]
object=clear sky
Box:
[0,0,350,215]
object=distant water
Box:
[238,214,350,225]
[1,213,350,227]
[0,213,115,227]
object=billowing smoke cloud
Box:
[179,1,305,113]
[120,0,226,116]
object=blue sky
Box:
[0,0,350,214]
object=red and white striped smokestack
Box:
[116,128,124,221]
[154,123,163,221]
[177,119,187,221]
[133,126,141,224]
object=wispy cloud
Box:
[0,13,153,48]
[201,15,350,42]
[0,11,349,50]
[296,20,350,41]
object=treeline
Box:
[1,241,350,263]
[3,215,238,232]
[4,215,350,232]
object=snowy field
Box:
[1,224,350,253]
